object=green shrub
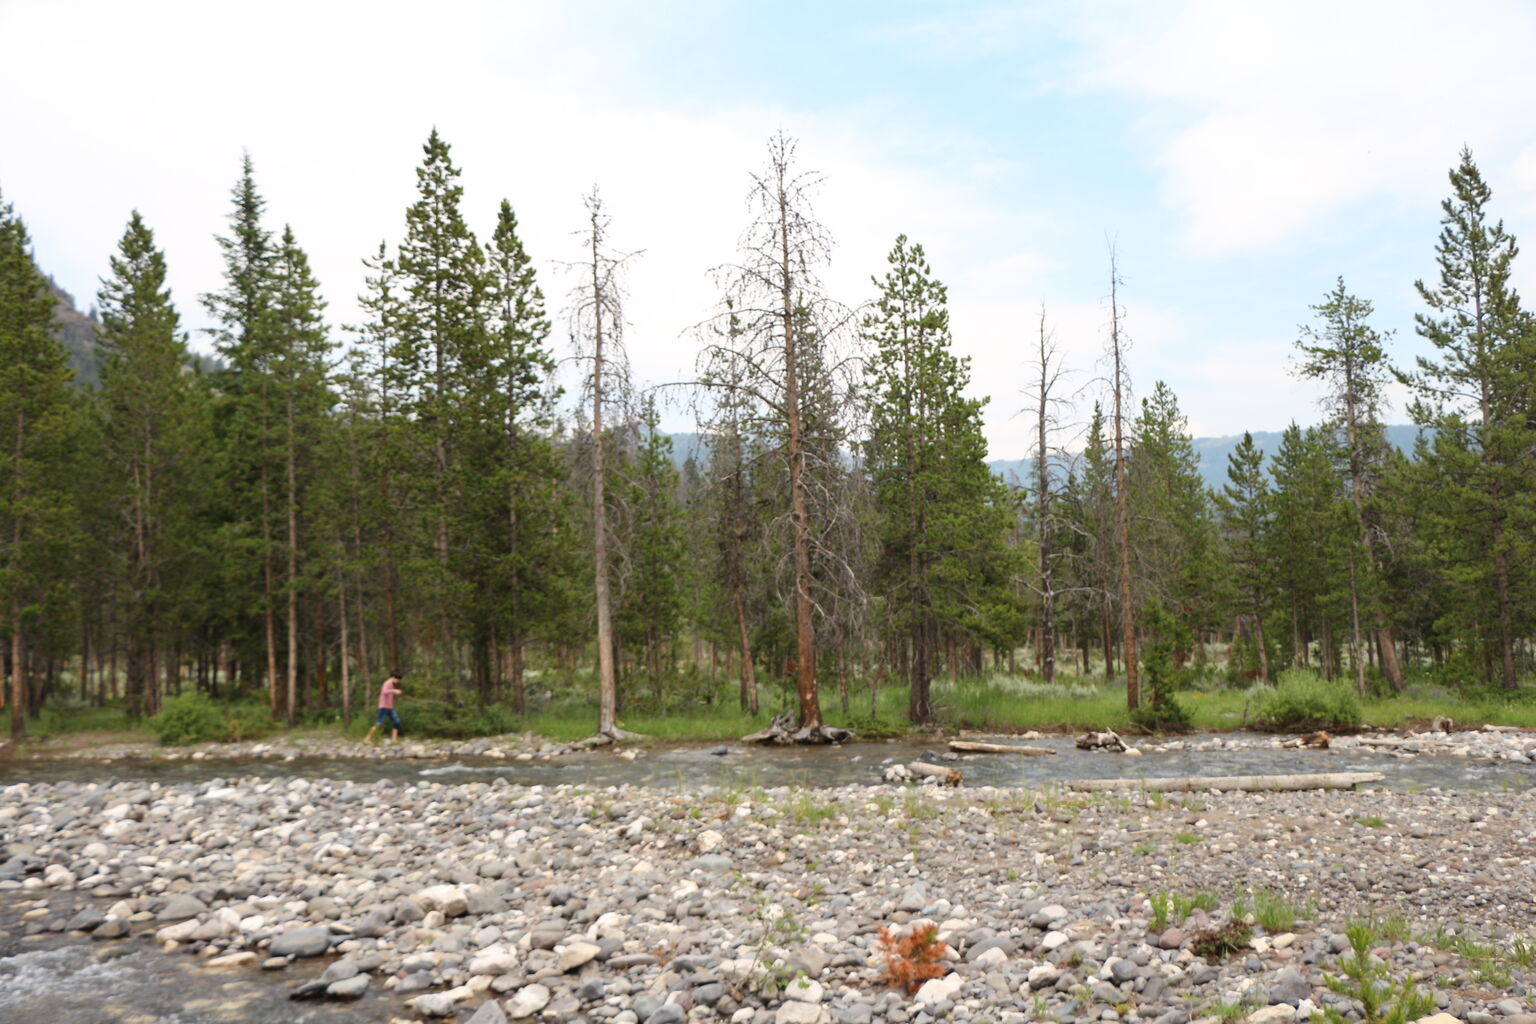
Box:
[151,692,226,745]
[1258,669,1362,731]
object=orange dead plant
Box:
[876,923,951,993]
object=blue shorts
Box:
[376,708,402,730]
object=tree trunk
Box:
[778,187,821,733]
[1109,255,1137,708]
[285,396,299,725]
[733,584,758,715]
[590,208,619,739]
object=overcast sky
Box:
[5,0,1536,458]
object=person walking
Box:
[365,672,404,744]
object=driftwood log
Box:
[948,740,1056,756]
[884,761,964,786]
[1076,729,1129,752]
[1066,771,1384,793]
[742,711,854,746]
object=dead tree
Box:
[1107,248,1139,710]
[699,133,859,741]
[565,189,638,740]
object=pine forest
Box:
[2,134,1534,745]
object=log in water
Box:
[1066,771,1384,792]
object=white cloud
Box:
[1060,0,1536,255]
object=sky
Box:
[4,0,1536,460]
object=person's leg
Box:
[389,709,401,742]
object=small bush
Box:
[876,923,950,994]
[1191,920,1254,961]
[1130,695,1192,733]
[151,694,278,745]
[151,692,225,745]
[1258,669,1362,731]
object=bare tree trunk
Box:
[337,564,351,728]
[1347,561,1366,695]
[1034,308,1057,684]
[778,180,822,732]
[286,397,299,725]
[733,586,758,715]
[589,202,619,739]
[1108,252,1138,708]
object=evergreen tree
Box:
[1268,424,1349,675]
[1406,149,1535,687]
[1297,277,1403,691]
[1213,433,1273,682]
[389,129,493,674]
[268,226,334,721]
[484,199,564,711]
[0,190,74,736]
[618,398,686,689]
[202,154,282,709]
[863,235,1014,722]
[1127,381,1217,659]
[96,211,209,717]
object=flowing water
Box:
[2,733,1532,791]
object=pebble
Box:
[2,745,1534,1024]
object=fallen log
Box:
[742,712,854,745]
[1065,771,1384,793]
[1077,729,1128,752]
[948,740,1056,756]
[884,761,963,786]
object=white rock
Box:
[774,1002,827,1024]
[697,829,725,853]
[914,972,963,1006]
[784,976,824,1003]
[469,950,520,976]
[407,993,460,1018]
[974,945,1008,968]
[1245,1006,1296,1024]
[504,983,551,1019]
[556,941,601,973]
[1040,931,1069,951]
[155,918,201,943]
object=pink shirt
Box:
[378,679,401,710]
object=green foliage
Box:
[149,692,275,745]
[152,692,223,744]
[1251,889,1305,932]
[1323,922,1435,1024]
[864,234,1021,724]
[1258,668,1363,731]
[1191,920,1254,961]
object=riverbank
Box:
[3,771,1534,1024]
[9,721,1536,770]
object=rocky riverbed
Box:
[3,771,1535,1024]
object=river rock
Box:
[1265,967,1312,1005]
[268,924,331,957]
[409,992,461,1017]
[467,1001,510,1024]
[326,974,371,999]
[557,940,602,972]
[157,894,208,921]
[914,973,962,1006]
[505,982,551,1018]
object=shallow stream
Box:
[2,733,1532,791]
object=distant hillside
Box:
[663,427,1426,489]
[987,424,1426,490]
[46,276,104,385]
[44,269,224,385]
